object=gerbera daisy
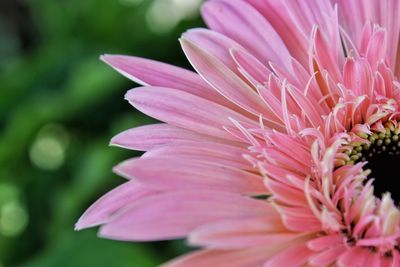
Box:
[76,0,400,266]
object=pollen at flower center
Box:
[339,122,400,203]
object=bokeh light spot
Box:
[146,0,201,34]
[0,201,28,237]
[29,124,70,170]
[172,0,203,18]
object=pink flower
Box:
[76,0,400,266]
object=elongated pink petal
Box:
[125,86,257,140]
[365,28,387,70]
[182,28,245,73]
[101,54,231,107]
[246,0,308,65]
[280,212,322,232]
[110,124,225,151]
[337,246,373,266]
[189,216,304,249]
[75,181,155,230]
[264,244,315,267]
[343,58,374,98]
[265,179,307,206]
[312,27,342,82]
[309,245,346,266]
[282,0,338,51]
[163,248,272,267]
[99,190,274,241]
[230,46,271,86]
[286,85,325,128]
[307,234,344,251]
[333,0,400,71]
[180,38,268,117]
[114,157,267,195]
[143,141,252,170]
[202,0,292,71]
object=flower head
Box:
[76,0,400,266]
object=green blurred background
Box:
[0,0,203,266]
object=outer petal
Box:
[125,86,257,140]
[100,54,230,107]
[188,216,302,249]
[246,0,308,64]
[163,248,272,267]
[143,141,252,170]
[180,38,281,125]
[98,190,275,241]
[166,234,316,267]
[114,157,267,195]
[75,181,155,230]
[202,0,292,71]
[230,46,271,86]
[110,124,231,151]
[182,28,246,74]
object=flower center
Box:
[365,146,400,203]
[343,124,400,203]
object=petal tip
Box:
[74,210,107,231]
[124,88,136,101]
[74,222,83,231]
[109,131,126,147]
[100,54,116,64]
[112,160,135,179]
[74,217,92,231]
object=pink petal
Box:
[365,28,387,69]
[265,179,307,206]
[312,27,342,82]
[286,85,325,128]
[307,234,345,251]
[337,246,374,266]
[143,141,252,170]
[75,181,155,230]
[101,54,229,107]
[264,243,315,267]
[180,38,268,116]
[279,210,322,232]
[308,245,346,266]
[163,248,272,267]
[246,0,308,65]
[202,0,292,71]
[110,124,225,151]
[182,28,245,73]
[334,0,400,71]
[114,157,267,195]
[189,216,303,249]
[99,190,274,241]
[343,58,374,98]
[125,86,256,140]
[230,46,271,86]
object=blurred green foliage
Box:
[0,0,203,266]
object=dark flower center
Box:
[351,127,400,203]
[364,149,400,203]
